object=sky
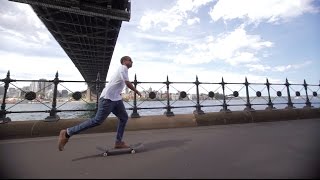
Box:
[1,0,320,93]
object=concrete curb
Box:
[0,114,197,140]
[195,108,320,126]
[0,108,319,140]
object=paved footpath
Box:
[1,118,320,179]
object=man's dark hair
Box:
[120,56,131,64]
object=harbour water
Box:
[4,97,320,121]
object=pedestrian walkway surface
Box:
[1,118,319,178]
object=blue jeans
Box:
[67,98,128,143]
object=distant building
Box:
[61,90,68,98]
[46,89,53,98]
[30,82,37,92]
[171,93,179,100]
[8,88,19,98]
[30,79,53,98]
[19,86,31,98]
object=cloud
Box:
[172,26,273,65]
[125,24,273,67]
[246,60,312,72]
[273,61,312,72]
[0,1,59,57]
[0,51,83,80]
[133,31,188,44]
[138,0,212,32]
[111,35,275,86]
[226,52,259,65]
[187,17,200,25]
[209,0,318,25]
[246,64,271,72]
[0,2,41,31]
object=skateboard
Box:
[96,143,144,157]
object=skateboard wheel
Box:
[103,152,108,157]
[131,149,136,154]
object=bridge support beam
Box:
[8,0,131,21]
[86,87,93,102]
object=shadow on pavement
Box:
[142,139,191,152]
[71,139,191,162]
[72,154,102,162]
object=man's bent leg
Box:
[67,99,114,136]
[58,98,114,151]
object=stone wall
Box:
[0,108,319,140]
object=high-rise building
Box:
[30,81,38,92]
[30,79,54,98]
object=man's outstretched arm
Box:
[125,81,142,96]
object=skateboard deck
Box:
[96,143,144,157]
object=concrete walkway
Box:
[1,118,319,178]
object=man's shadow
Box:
[72,139,191,162]
[141,139,191,152]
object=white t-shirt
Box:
[99,65,129,101]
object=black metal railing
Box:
[0,71,319,123]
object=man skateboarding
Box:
[58,56,141,151]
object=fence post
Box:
[220,77,230,112]
[193,75,204,115]
[303,79,313,108]
[0,71,12,123]
[265,78,275,110]
[244,77,254,111]
[285,78,295,109]
[164,75,174,116]
[45,71,60,121]
[131,74,140,118]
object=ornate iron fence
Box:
[0,71,319,123]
